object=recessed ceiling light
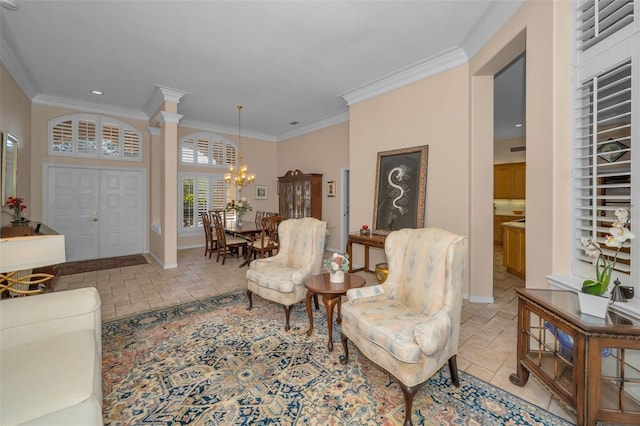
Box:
[515,123,523,128]
[0,0,18,11]
[91,90,103,95]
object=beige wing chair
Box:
[246,217,327,330]
[340,227,468,426]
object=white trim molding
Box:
[277,110,350,141]
[341,47,468,106]
[155,111,183,125]
[32,93,149,121]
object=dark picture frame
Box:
[372,145,428,235]
[597,139,627,163]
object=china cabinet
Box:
[278,169,322,220]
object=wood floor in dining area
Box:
[54,246,576,424]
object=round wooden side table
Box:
[304,272,366,352]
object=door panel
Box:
[99,170,144,258]
[48,167,100,261]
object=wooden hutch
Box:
[277,169,322,220]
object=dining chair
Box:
[200,212,217,258]
[211,211,248,265]
[254,211,265,227]
[247,215,284,266]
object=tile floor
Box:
[55,245,576,424]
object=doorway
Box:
[43,164,146,261]
[340,168,350,253]
[493,54,526,291]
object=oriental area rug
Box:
[102,291,572,425]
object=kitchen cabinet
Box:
[494,162,526,199]
[503,224,525,278]
[494,215,520,245]
[278,169,323,220]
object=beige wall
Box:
[0,63,32,226]
[349,64,471,280]
[277,121,350,251]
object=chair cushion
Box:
[341,299,429,364]
[246,266,299,293]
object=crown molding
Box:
[460,0,524,60]
[179,118,277,142]
[31,93,149,121]
[277,110,350,142]
[341,47,468,106]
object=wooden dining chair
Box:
[254,211,265,227]
[211,211,248,265]
[200,212,217,258]
[247,215,284,266]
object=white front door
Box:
[45,165,145,261]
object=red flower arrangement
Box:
[6,196,27,222]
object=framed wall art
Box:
[327,181,336,197]
[255,185,268,200]
[372,145,428,235]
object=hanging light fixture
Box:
[224,105,255,191]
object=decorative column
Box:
[154,111,182,268]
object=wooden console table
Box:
[510,288,640,425]
[346,233,386,273]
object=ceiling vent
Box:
[511,146,526,152]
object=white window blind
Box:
[179,173,233,232]
[578,0,634,51]
[49,114,142,161]
[179,132,236,169]
[574,59,633,279]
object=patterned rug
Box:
[59,254,148,275]
[102,291,572,425]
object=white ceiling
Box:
[0,0,525,141]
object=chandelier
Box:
[224,105,255,191]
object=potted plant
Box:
[579,208,634,317]
[5,196,29,226]
[226,197,252,227]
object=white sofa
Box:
[0,287,103,425]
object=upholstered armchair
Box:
[340,227,468,426]
[246,217,327,330]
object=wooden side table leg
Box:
[347,240,353,272]
[509,297,530,386]
[305,290,315,337]
[364,246,370,272]
[323,294,340,352]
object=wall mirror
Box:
[1,132,18,206]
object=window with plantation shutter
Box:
[51,119,73,153]
[571,0,638,293]
[179,172,233,233]
[578,0,634,51]
[102,123,120,158]
[574,60,633,280]
[48,114,142,161]
[179,132,236,169]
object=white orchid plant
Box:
[226,197,252,217]
[581,207,635,296]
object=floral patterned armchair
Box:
[246,217,327,331]
[340,227,468,426]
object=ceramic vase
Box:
[330,270,345,283]
[578,292,610,318]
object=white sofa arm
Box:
[0,287,101,351]
[346,284,386,302]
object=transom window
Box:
[48,114,142,161]
[180,132,237,169]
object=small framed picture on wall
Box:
[327,181,336,197]
[255,185,268,200]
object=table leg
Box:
[364,245,370,272]
[347,240,353,272]
[305,290,315,337]
[336,295,343,324]
[323,294,340,352]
